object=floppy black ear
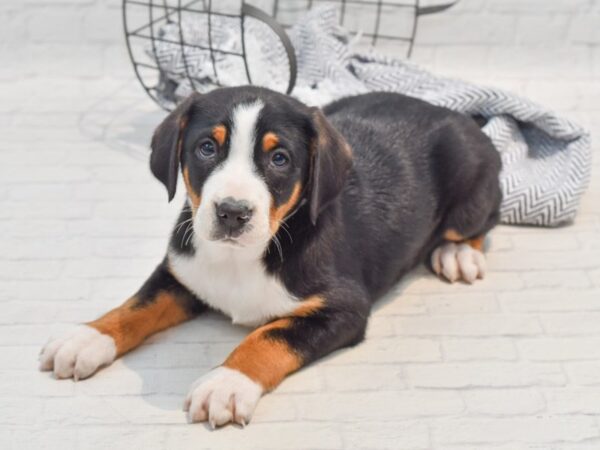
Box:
[308,108,353,225]
[150,95,198,201]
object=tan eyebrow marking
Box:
[212,125,227,146]
[262,132,279,152]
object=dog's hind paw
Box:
[431,242,486,284]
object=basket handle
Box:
[242,3,297,95]
[416,0,459,16]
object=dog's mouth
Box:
[209,222,257,246]
[208,234,244,247]
[202,219,270,250]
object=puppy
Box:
[40,87,501,427]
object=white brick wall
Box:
[1,0,598,81]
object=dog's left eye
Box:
[196,139,217,158]
[270,151,289,167]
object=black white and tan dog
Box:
[40,87,501,427]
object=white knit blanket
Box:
[148,6,592,226]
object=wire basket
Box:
[123,0,458,110]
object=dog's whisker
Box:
[182,222,195,247]
[184,222,197,247]
[174,217,193,234]
[272,234,284,263]
[278,220,293,243]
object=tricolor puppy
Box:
[40,87,501,427]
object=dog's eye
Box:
[196,139,216,158]
[270,151,289,167]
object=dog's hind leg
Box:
[430,166,502,284]
[431,235,487,283]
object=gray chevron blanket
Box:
[149,6,591,226]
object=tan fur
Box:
[468,235,485,251]
[223,318,299,391]
[222,296,325,390]
[269,182,302,234]
[293,295,324,317]
[262,132,279,152]
[212,125,227,146]
[183,167,201,211]
[88,293,191,356]
[444,228,485,251]
[444,229,465,242]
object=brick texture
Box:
[1,0,600,449]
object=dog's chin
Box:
[213,237,243,248]
[199,229,271,252]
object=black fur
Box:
[174,88,314,211]
[150,94,199,201]
[157,87,502,372]
[134,260,206,316]
[262,92,501,361]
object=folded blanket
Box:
[148,5,591,227]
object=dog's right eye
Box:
[196,139,217,159]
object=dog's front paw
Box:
[39,325,116,380]
[431,242,486,283]
[184,367,263,428]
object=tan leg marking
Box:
[468,235,485,251]
[88,293,191,356]
[293,295,324,317]
[223,296,324,391]
[444,229,485,251]
[223,318,299,391]
[444,228,465,242]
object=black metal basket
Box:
[123,0,458,110]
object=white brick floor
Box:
[1,43,600,449]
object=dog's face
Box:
[150,87,352,250]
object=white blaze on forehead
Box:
[191,99,273,247]
[228,101,264,169]
[207,100,265,201]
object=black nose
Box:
[215,198,253,234]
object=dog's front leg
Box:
[39,260,205,380]
[184,293,369,428]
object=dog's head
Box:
[150,86,352,250]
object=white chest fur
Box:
[168,245,298,327]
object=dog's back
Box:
[320,92,502,297]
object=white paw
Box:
[431,242,486,283]
[39,325,116,380]
[183,366,263,428]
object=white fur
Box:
[184,366,263,427]
[431,242,486,283]
[170,100,299,326]
[195,101,272,248]
[169,244,298,326]
[39,325,116,380]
